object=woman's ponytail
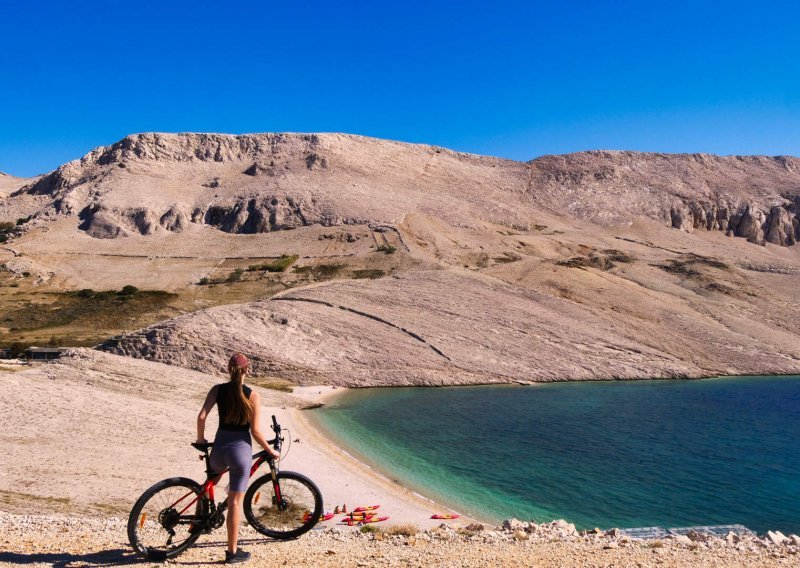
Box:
[225,354,254,425]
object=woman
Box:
[196,353,280,564]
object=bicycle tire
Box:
[127,477,205,560]
[244,471,323,539]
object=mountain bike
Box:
[127,415,323,560]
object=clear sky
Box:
[1,1,799,177]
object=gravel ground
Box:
[1,513,796,568]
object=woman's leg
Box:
[226,491,245,553]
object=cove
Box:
[313,376,800,534]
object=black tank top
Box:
[216,382,253,432]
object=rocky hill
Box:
[4,133,800,247]
[2,133,800,385]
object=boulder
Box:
[77,206,127,239]
[733,203,767,245]
[502,518,524,531]
[160,207,186,232]
[670,205,694,232]
[767,530,788,545]
[765,206,797,246]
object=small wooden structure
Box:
[25,347,67,361]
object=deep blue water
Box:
[314,376,800,534]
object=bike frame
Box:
[168,448,280,519]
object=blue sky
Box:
[1,1,799,177]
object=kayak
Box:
[344,513,376,520]
[340,516,389,525]
[353,505,381,513]
[303,512,335,522]
[431,514,460,520]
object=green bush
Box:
[198,277,210,285]
[76,289,95,298]
[353,269,385,279]
[360,524,380,534]
[248,254,299,273]
[119,285,139,296]
[227,269,244,282]
[376,244,397,254]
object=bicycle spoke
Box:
[251,478,317,530]
[132,484,202,554]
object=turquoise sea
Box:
[313,376,800,534]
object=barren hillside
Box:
[4,133,800,247]
[1,133,799,383]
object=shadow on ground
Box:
[0,549,140,567]
[0,538,280,566]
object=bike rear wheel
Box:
[244,471,323,539]
[127,477,205,560]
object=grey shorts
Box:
[209,429,252,493]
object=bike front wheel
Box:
[244,471,323,539]
[127,477,205,560]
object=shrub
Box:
[198,277,210,285]
[385,524,419,537]
[248,254,299,273]
[294,264,344,280]
[119,285,139,296]
[353,269,385,279]
[376,244,397,254]
[0,222,15,232]
[76,289,95,298]
[227,269,244,282]
[360,524,380,534]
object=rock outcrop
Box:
[3,133,800,248]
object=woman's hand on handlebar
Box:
[265,446,281,460]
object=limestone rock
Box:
[765,206,797,246]
[733,203,767,245]
[767,530,788,545]
[670,205,694,232]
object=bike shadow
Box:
[0,548,140,567]
[0,538,288,567]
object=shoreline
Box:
[289,378,800,536]
[275,386,480,528]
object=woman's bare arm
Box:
[250,391,280,458]
[196,385,219,443]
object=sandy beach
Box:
[0,351,471,527]
[2,354,799,566]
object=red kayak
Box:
[340,516,389,526]
[303,512,335,522]
[431,514,460,520]
[353,505,381,513]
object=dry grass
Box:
[0,490,73,514]
[384,524,419,537]
[247,376,295,393]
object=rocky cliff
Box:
[5,133,800,248]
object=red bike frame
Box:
[167,449,279,518]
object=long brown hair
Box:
[224,360,254,425]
